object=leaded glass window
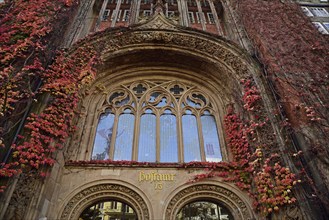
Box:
[91,81,222,162]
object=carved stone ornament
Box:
[71,15,252,79]
[4,173,43,220]
[282,205,304,220]
[99,30,249,77]
[60,184,150,220]
[165,184,253,220]
[136,12,179,29]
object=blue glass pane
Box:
[201,115,222,162]
[160,111,178,162]
[182,114,201,162]
[92,111,115,160]
[138,112,156,162]
[186,98,201,108]
[149,92,160,102]
[156,97,167,107]
[114,109,135,160]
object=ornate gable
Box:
[136,12,179,30]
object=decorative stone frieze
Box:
[60,183,150,220]
[99,30,249,77]
[165,184,253,220]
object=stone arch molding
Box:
[59,183,150,220]
[70,13,255,80]
[66,14,261,162]
[165,184,254,220]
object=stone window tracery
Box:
[91,80,222,163]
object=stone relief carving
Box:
[100,30,249,77]
[4,173,42,220]
[137,13,178,30]
[283,205,304,220]
[60,183,150,220]
[165,184,252,220]
[64,0,94,47]
[271,204,305,220]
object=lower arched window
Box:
[176,201,233,220]
[79,200,137,220]
[91,80,222,163]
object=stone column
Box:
[208,0,223,35]
[165,2,169,17]
[196,0,206,31]
[111,0,122,27]
[128,0,137,25]
[180,0,189,26]
[134,0,142,23]
[95,0,109,31]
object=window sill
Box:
[65,160,231,169]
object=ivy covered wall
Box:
[0,0,328,219]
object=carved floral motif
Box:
[81,27,250,78]
[165,184,253,220]
[60,184,150,220]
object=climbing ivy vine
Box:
[1,0,328,218]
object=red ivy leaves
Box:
[0,0,77,117]
[10,47,98,170]
[192,79,299,216]
[0,0,102,190]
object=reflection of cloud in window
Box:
[92,81,222,162]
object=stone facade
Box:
[1,1,328,219]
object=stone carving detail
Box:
[166,184,252,220]
[4,173,43,220]
[60,184,150,220]
[282,205,304,220]
[64,0,94,47]
[100,30,249,77]
[137,13,178,30]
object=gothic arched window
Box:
[91,81,222,163]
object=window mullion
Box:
[109,111,120,159]
[156,110,161,162]
[196,112,206,161]
[132,109,141,161]
[177,111,184,163]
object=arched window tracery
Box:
[91,80,223,163]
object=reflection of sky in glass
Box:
[91,112,115,160]
[115,95,130,106]
[138,110,156,162]
[201,115,222,162]
[149,92,160,102]
[155,97,167,107]
[114,109,134,160]
[183,112,201,162]
[160,111,178,162]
